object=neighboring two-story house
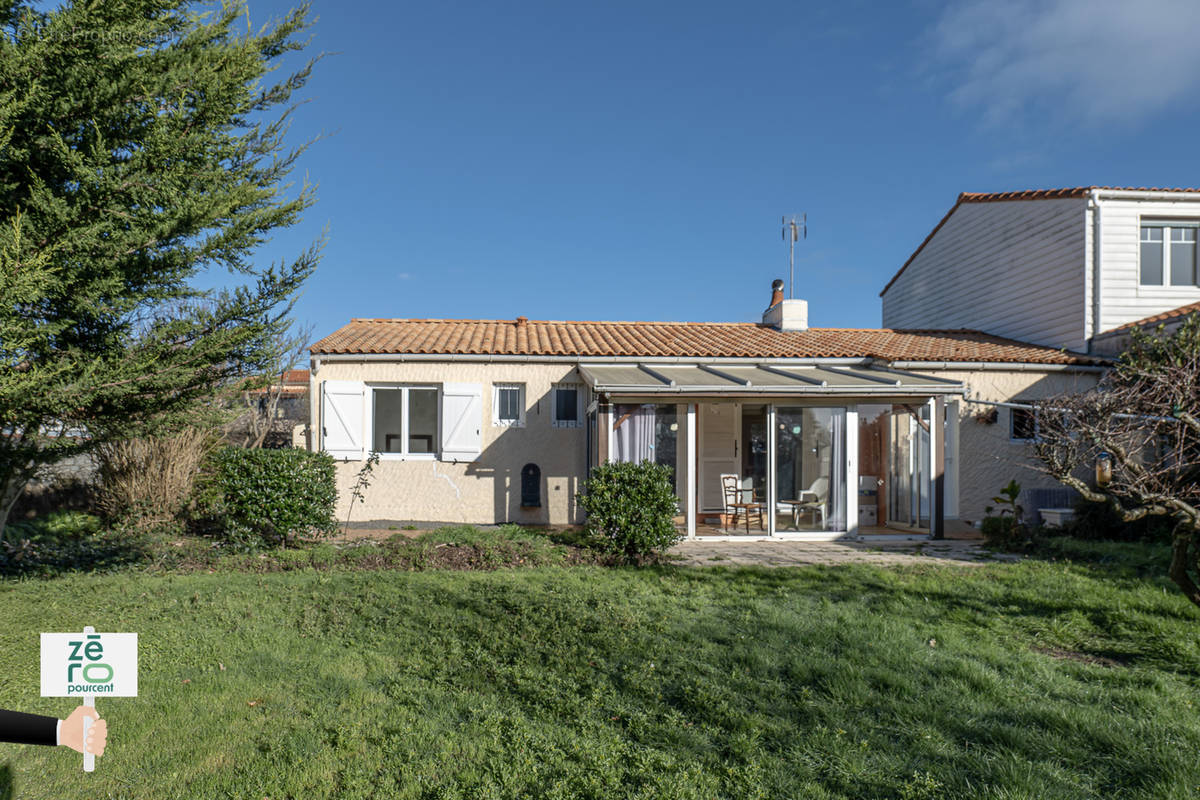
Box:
[880,186,1200,519]
[881,187,1200,355]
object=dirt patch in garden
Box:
[164,538,602,575]
[1032,646,1130,669]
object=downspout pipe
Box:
[1089,189,1102,354]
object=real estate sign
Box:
[40,631,138,698]
[40,627,137,772]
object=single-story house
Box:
[308,282,1107,540]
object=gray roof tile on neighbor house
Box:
[310,318,1107,365]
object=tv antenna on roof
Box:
[782,214,806,299]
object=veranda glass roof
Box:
[577,362,963,396]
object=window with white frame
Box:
[1140,222,1198,286]
[1010,407,1038,442]
[492,383,525,427]
[372,385,438,457]
[552,383,583,428]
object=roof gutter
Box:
[1090,189,1200,202]
[889,360,1108,373]
[587,384,965,396]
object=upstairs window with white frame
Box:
[552,383,583,428]
[372,385,438,457]
[492,383,525,427]
[1140,222,1198,286]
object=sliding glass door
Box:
[773,406,846,533]
[887,403,930,529]
[613,403,682,499]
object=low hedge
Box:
[213,447,338,548]
[577,460,681,562]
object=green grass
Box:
[1027,535,1174,578]
[1,551,1199,798]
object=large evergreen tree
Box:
[0,0,321,533]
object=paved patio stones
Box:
[668,538,1015,567]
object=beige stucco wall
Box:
[929,368,1102,525]
[312,360,589,526]
[311,357,1104,529]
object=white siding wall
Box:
[1095,198,1200,333]
[882,198,1089,351]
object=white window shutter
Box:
[321,380,365,459]
[441,382,482,462]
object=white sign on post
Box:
[41,627,137,772]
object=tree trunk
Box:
[0,472,26,540]
[1168,522,1200,609]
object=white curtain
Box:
[828,409,846,530]
[614,404,655,463]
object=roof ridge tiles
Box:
[310,318,1107,365]
[340,318,1010,336]
[347,317,771,327]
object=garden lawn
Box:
[0,557,1198,799]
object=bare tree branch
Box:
[1032,313,1200,610]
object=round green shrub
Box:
[213,447,338,548]
[980,515,1022,548]
[577,461,681,562]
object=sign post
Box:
[40,626,137,772]
[81,687,94,772]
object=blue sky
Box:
[244,0,1200,340]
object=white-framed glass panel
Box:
[1140,225,1164,285]
[773,406,846,532]
[408,388,438,454]
[1010,407,1037,442]
[613,403,680,497]
[1171,227,1197,286]
[1141,222,1200,286]
[552,384,583,428]
[856,405,892,532]
[655,405,680,497]
[371,385,438,458]
[373,388,405,454]
[741,404,768,509]
[888,404,931,529]
[492,383,525,427]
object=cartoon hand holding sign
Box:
[40,626,137,771]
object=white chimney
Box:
[762,278,808,331]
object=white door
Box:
[699,403,739,510]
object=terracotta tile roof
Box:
[244,369,310,396]
[881,186,1200,296]
[1106,301,1200,334]
[246,385,308,397]
[311,318,1106,365]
